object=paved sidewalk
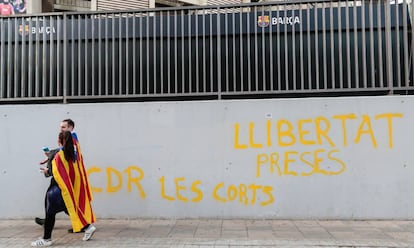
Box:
[1,218,414,247]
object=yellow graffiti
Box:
[107,167,122,193]
[86,167,103,193]
[260,186,274,206]
[175,177,189,202]
[315,116,335,147]
[87,165,146,198]
[332,113,357,147]
[375,113,403,148]
[234,124,248,149]
[234,112,403,149]
[277,119,296,146]
[159,176,203,202]
[191,180,203,202]
[256,149,346,177]
[159,176,175,201]
[249,122,263,148]
[213,182,274,206]
[298,118,316,146]
[87,167,275,207]
[213,182,226,203]
[125,166,146,198]
[267,119,272,147]
[256,153,282,177]
[355,115,377,148]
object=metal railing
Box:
[0,0,413,103]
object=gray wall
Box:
[0,96,413,219]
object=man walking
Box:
[35,119,96,240]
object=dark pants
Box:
[43,185,67,239]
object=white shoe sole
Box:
[83,225,96,241]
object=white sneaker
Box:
[82,224,96,241]
[31,238,52,246]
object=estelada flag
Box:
[52,133,95,232]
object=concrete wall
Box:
[0,96,413,219]
[27,0,42,14]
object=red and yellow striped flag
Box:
[52,135,95,232]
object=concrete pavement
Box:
[1,218,414,247]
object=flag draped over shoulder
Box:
[52,133,95,232]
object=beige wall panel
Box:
[208,0,240,5]
[97,0,149,10]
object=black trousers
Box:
[43,185,67,239]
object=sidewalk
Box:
[1,218,414,247]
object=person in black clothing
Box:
[35,147,67,223]
[32,131,96,246]
[31,132,68,246]
[35,119,83,234]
